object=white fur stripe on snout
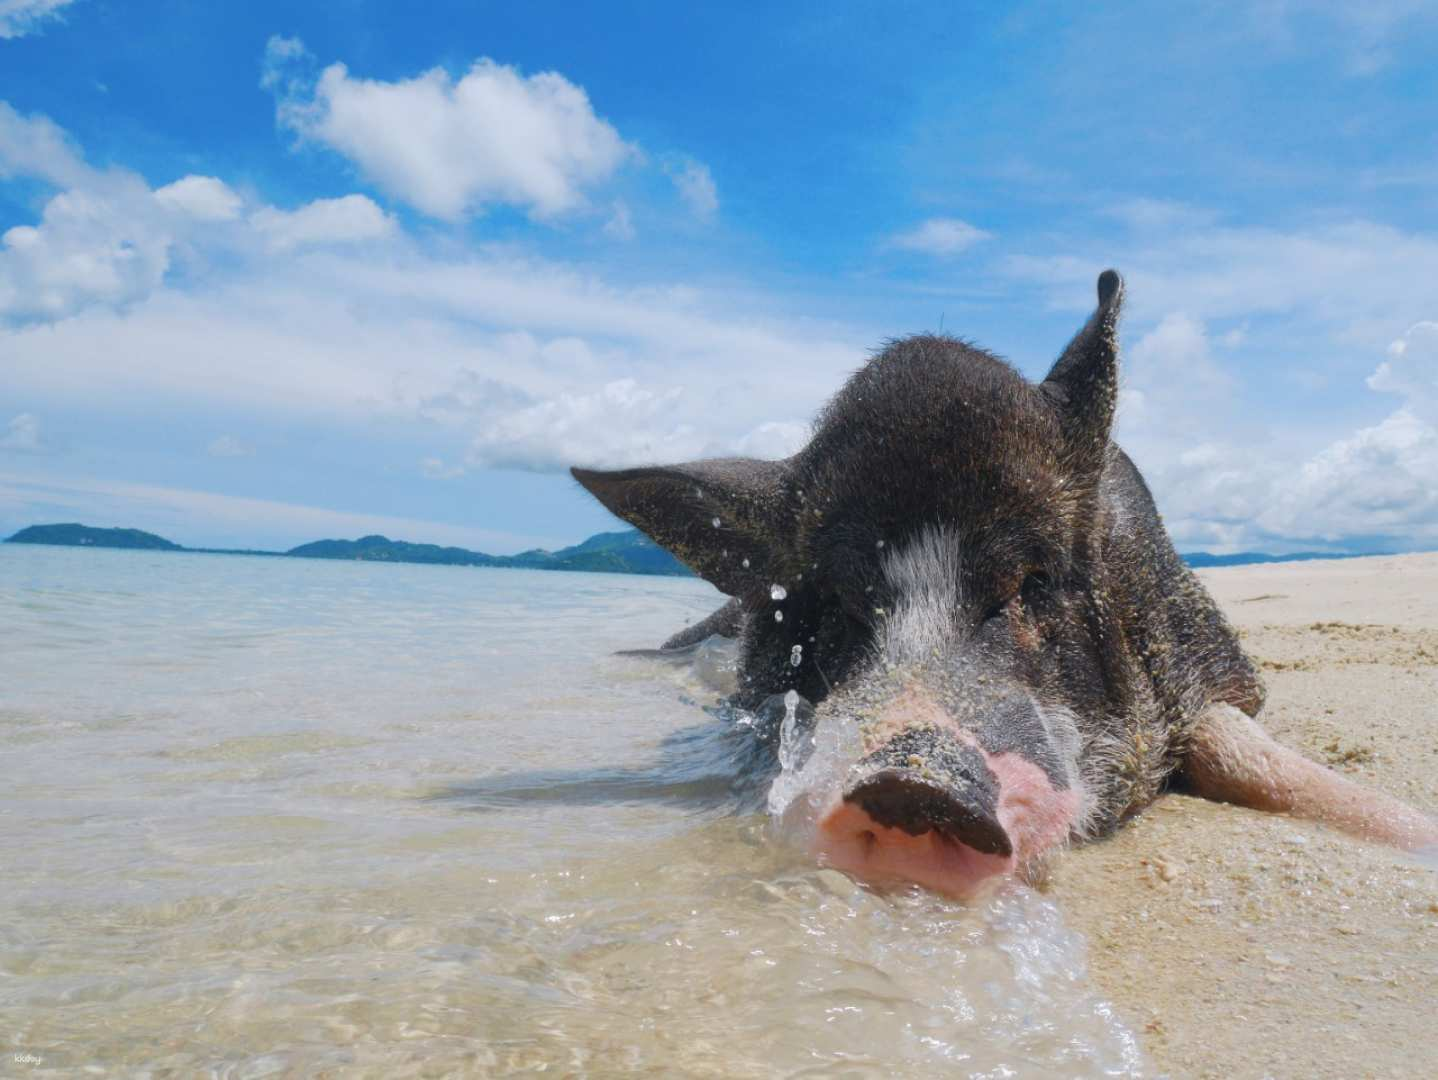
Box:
[878,525,964,667]
[877,527,1097,840]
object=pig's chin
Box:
[812,751,1081,900]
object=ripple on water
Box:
[0,546,1147,1077]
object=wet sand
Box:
[1051,553,1438,1080]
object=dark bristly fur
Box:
[573,270,1264,840]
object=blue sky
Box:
[2,1,1436,554]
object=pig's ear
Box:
[1042,269,1124,467]
[571,458,790,600]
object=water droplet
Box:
[774,610,784,622]
[777,689,805,770]
[790,644,803,668]
[711,517,721,528]
[876,539,886,549]
[742,558,750,568]
[770,583,787,601]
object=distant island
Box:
[4,521,1371,576]
[5,523,693,576]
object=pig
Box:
[573,271,1438,898]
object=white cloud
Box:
[1004,212,1438,344]
[3,241,864,476]
[1116,312,1235,442]
[466,379,700,472]
[267,39,633,221]
[0,0,76,40]
[665,157,718,220]
[154,175,243,222]
[0,101,89,186]
[0,105,412,323]
[206,435,253,458]
[250,194,394,252]
[1257,408,1438,543]
[1367,320,1438,406]
[0,412,43,452]
[733,419,810,459]
[888,217,991,256]
[1113,313,1438,553]
[0,178,174,322]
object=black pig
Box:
[574,271,1437,896]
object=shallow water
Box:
[1,544,1143,1077]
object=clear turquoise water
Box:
[0,543,1142,1077]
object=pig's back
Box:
[1098,445,1266,738]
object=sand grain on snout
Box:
[1050,552,1438,1080]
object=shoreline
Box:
[1051,551,1438,1079]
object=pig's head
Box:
[574,271,1137,898]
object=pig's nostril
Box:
[859,829,877,854]
[843,769,1013,857]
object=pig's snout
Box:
[813,710,1081,899]
[842,731,1012,856]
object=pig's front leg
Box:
[1183,704,1438,852]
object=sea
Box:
[1,543,1145,1077]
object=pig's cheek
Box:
[987,751,1081,858]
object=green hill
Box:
[283,530,691,576]
[286,534,505,567]
[6,523,183,551]
[6,520,1370,578]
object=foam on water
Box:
[0,543,1145,1076]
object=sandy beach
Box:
[1051,553,1438,1079]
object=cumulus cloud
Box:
[888,217,991,256]
[0,177,174,322]
[0,103,410,324]
[0,101,89,186]
[4,241,862,476]
[0,0,76,40]
[1116,312,1235,442]
[250,194,394,252]
[1114,313,1438,553]
[664,157,718,220]
[154,175,243,222]
[0,412,43,452]
[1258,408,1438,544]
[1261,320,1438,546]
[465,379,697,472]
[266,38,632,221]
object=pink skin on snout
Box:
[814,688,1081,899]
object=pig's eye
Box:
[1020,571,1051,603]
[983,572,1050,621]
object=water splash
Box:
[766,691,861,844]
